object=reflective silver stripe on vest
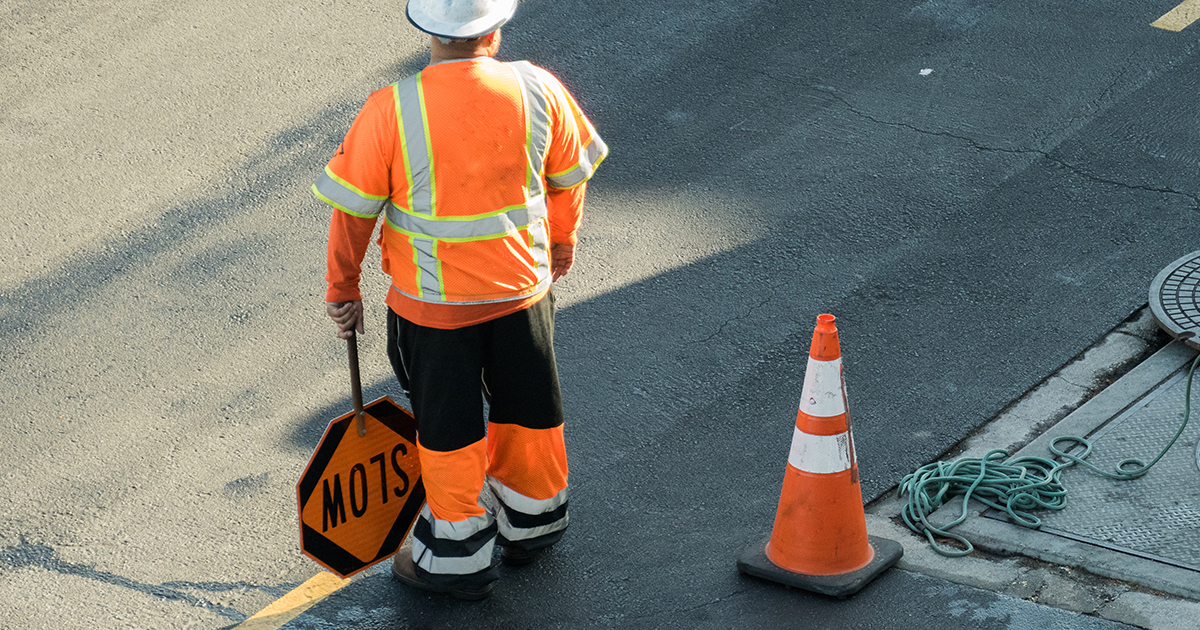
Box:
[395,75,436,216]
[392,275,552,306]
[312,171,386,218]
[385,197,548,241]
[507,61,550,196]
[546,136,609,189]
[411,505,496,576]
[411,237,441,299]
[527,211,551,276]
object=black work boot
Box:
[499,545,544,566]
[497,529,564,566]
[391,544,494,601]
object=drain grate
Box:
[1151,250,1200,348]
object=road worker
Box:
[314,0,607,600]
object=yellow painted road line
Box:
[1152,0,1200,31]
[233,572,350,630]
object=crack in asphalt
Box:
[624,585,756,624]
[744,67,1200,210]
[694,282,782,344]
[0,540,293,622]
[814,88,1200,210]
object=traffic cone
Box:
[737,314,902,597]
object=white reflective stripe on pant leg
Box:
[798,357,846,418]
[787,427,854,474]
[411,504,496,575]
[497,511,568,541]
[411,533,494,575]
[487,478,569,541]
[421,503,495,541]
[487,478,568,514]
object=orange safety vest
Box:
[314,57,607,305]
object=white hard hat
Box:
[406,0,517,39]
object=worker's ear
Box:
[484,29,500,51]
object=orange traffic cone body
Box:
[737,314,901,597]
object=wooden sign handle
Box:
[348,332,366,436]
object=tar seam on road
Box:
[1152,0,1200,31]
[231,571,350,630]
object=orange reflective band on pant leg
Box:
[418,439,488,522]
[766,466,873,576]
[486,423,568,501]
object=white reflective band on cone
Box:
[787,427,854,474]
[798,357,846,418]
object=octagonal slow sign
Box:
[297,396,424,578]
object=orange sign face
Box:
[297,397,424,578]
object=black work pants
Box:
[386,292,564,451]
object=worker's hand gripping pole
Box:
[347,332,366,436]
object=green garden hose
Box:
[897,347,1200,557]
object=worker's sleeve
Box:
[547,182,586,246]
[540,73,608,191]
[325,211,378,302]
[313,93,395,303]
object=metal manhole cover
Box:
[981,367,1200,572]
[1150,251,1200,350]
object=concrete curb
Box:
[923,339,1199,602]
[867,306,1200,629]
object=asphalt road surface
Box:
[1,0,1197,628]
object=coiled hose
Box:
[898,348,1200,557]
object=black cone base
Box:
[737,535,903,598]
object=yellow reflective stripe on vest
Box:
[527,207,551,278]
[312,167,388,218]
[505,62,554,279]
[394,73,444,301]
